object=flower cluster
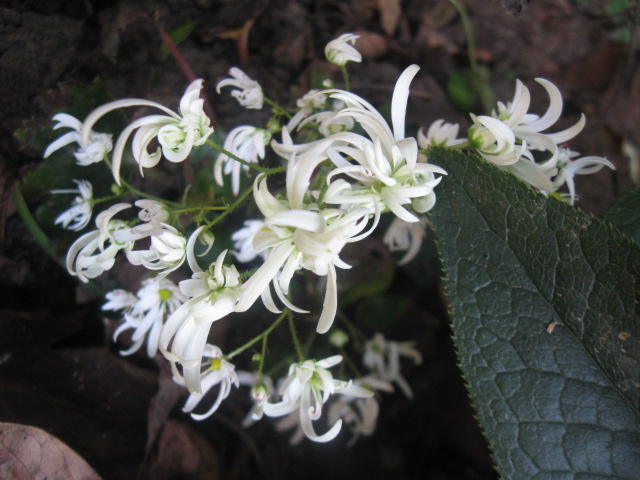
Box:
[44,32,612,445]
[418,78,614,203]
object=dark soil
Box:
[1,1,638,479]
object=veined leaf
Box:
[604,186,640,245]
[429,148,640,479]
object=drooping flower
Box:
[551,148,615,204]
[126,225,187,279]
[180,345,240,420]
[262,355,372,443]
[214,126,270,195]
[237,370,275,426]
[383,216,429,265]
[325,33,362,66]
[115,199,172,242]
[102,288,138,313]
[217,67,264,110]
[160,227,241,393]
[66,203,134,282]
[327,377,392,445]
[316,65,447,222]
[44,113,112,166]
[468,78,586,192]
[363,333,422,399]
[80,79,214,184]
[231,219,266,263]
[109,278,186,357]
[51,179,94,231]
[235,166,375,333]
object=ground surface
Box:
[0,1,638,479]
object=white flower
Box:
[51,179,93,231]
[102,289,138,312]
[363,333,422,399]
[327,376,392,445]
[135,199,170,223]
[418,119,464,148]
[549,148,615,203]
[66,203,133,282]
[180,345,240,420]
[325,33,362,66]
[80,79,214,184]
[160,228,241,393]
[44,113,112,166]
[468,78,586,191]
[111,278,186,357]
[287,89,327,131]
[231,219,266,263]
[214,126,270,195]
[114,200,172,242]
[237,371,275,426]
[235,168,375,333]
[383,216,429,265]
[126,225,186,278]
[317,65,447,222]
[216,67,263,110]
[263,355,372,443]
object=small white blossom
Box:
[214,126,270,195]
[217,67,264,110]
[160,228,241,394]
[66,203,133,282]
[126,225,187,278]
[51,179,94,231]
[263,356,372,443]
[231,219,266,263]
[102,289,138,312]
[327,376,392,445]
[110,278,186,357]
[44,113,112,166]
[363,333,422,399]
[181,345,240,420]
[114,200,172,242]
[383,216,429,265]
[551,148,615,204]
[237,371,275,426]
[418,119,464,148]
[325,33,362,66]
[80,79,214,184]
[287,89,327,131]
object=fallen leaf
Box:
[0,423,102,480]
[143,420,220,480]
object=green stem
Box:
[13,182,52,256]
[339,64,350,91]
[225,310,288,360]
[204,182,254,230]
[103,157,183,208]
[339,346,362,379]
[448,0,494,114]
[263,96,292,119]
[288,310,305,362]
[172,206,227,214]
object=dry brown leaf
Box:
[0,423,102,480]
[143,420,220,480]
[377,0,402,36]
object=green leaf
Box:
[604,186,640,245]
[429,148,640,478]
[161,20,198,59]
